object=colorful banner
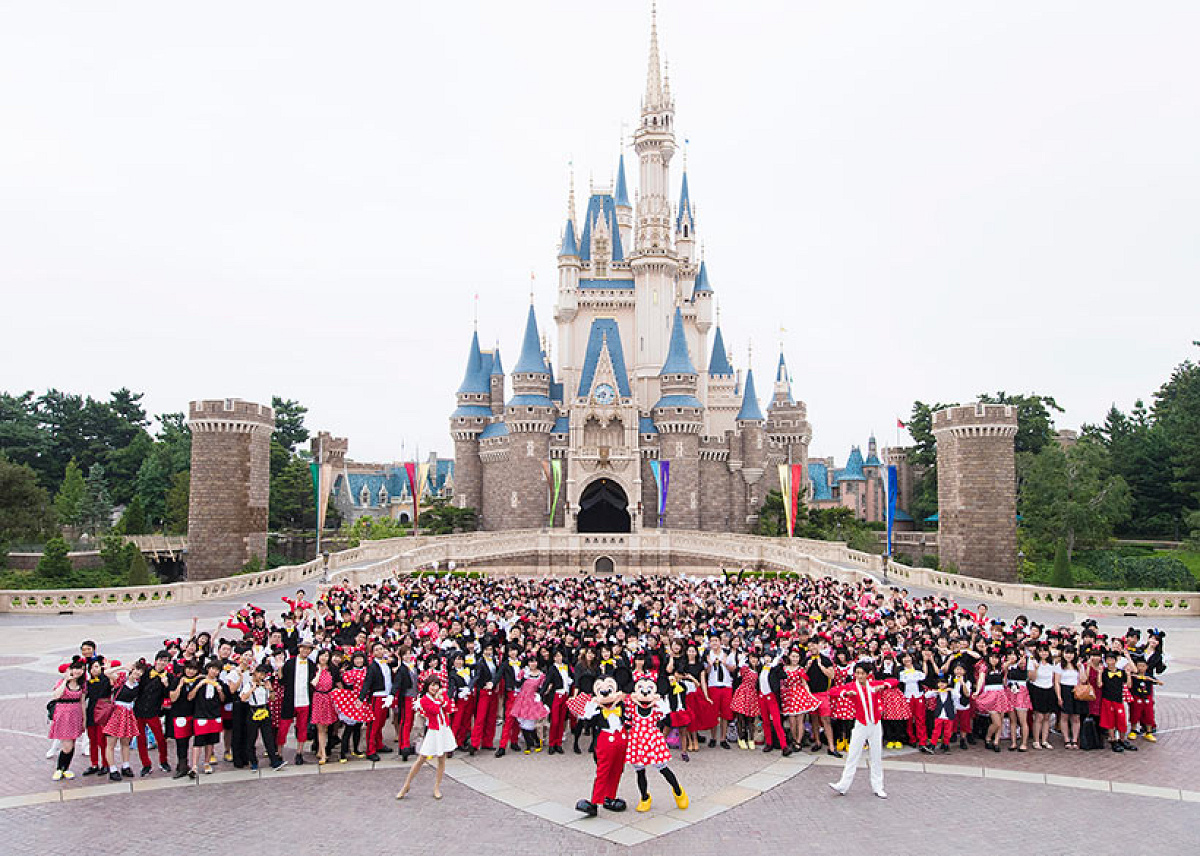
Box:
[551,459,562,526]
[404,462,418,533]
[886,464,898,557]
[649,459,670,526]
[777,464,793,536]
[790,462,804,537]
[417,462,431,502]
[309,461,320,531]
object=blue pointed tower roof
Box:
[659,307,697,376]
[615,154,630,208]
[692,260,712,296]
[490,348,504,376]
[456,330,491,395]
[513,305,549,375]
[776,352,788,383]
[559,218,578,257]
[837,446,866,482]
[676,171,693,231]
[708,326,733,376]
[737,368,764,421]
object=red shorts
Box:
[194,717,223,736]
[170,715,193,739]
[1098,699,1127,731]
[708,686,734,722]
[810,691,831,718]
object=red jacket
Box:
[419,694,452,731]
[828,678,899,726]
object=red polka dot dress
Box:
[829,666,856,721]
[48,683,85,740]
[731,665,761,718]
[625,704,672,768]
[332,667,376,723]
[781,666,820,716]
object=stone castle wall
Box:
[933,403,1018,582]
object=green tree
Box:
[118,495,148,535]
[77,464,113,535]
[906,401,958,531]
[37,536,73,580]
[270,455,313,530]
[54,459,87,527]
[99,533,132,577]
[135,454,170,526]
[126,548,152,586]
[417,498,478,534]
[154,412,192,475]
[0,454,55,565]
[104,429,153,505]
[165,470,190,534]
[755,490,787,537]
[271,397,309,454]
[1019,440,1132,561]
[0,392,47,473]
[1154,345,1200,508]
[978,391,1064,455]
[1050,541,1073,588]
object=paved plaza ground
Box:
[3,572,1200,854]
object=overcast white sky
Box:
[2,1,1197,464]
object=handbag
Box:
[93,698,115,728]
[1073,683,1095,702]
[1079,717,1101,751]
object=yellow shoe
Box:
[636,796,652,812]
[840,740,849,751]
[674,788,689,810]
[223,752,232,762]
[737,739,748,750]
[1144,733,1157,742]
[1128,731,1137,740]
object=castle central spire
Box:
[644,1,664,111]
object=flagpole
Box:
[315,433,323,557]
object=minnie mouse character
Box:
[625,676,688,813]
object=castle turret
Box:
[933,403,1019,581]
[691,258,713,336]
[451,331,491,512]
[615,153,633,251]
[675,170,695,263]
[766,350,811,506]
[503,305,556,529]
[652,306,701,528]
[487,347,505,417]
[734,367,765,531]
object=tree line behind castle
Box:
[1,345,1198,590]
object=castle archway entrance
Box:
[577,478,631,534]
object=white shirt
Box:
[706,651,734,687]
[1053,664,1079,686]
[1032,662,1055,689]
[293,659,310,708]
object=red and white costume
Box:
[828,678,898,796]
[625,701,672,769]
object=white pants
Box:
[833,721,884,794]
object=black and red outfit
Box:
[134,669,170,770]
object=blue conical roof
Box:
[837,446,866,481]
[736,368,764,421]
[776,352,788,383]
[559,218,578,257]
[708,326,733,376]
[513,305,549,375]
[490,347,504,376]
[456,331,491,395]
[692,260,712,296]
[659,306,697,375]
[615,154,630,208]
[676,171,693,231]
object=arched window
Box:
[359,485,370,506]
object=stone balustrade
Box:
[2,530,1195,617]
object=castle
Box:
[451,6,811,533]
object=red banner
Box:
[789,463,804,536]
[404,462,418,533]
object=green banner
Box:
[550,459,562,526]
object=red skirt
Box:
[974,688,1013,715]
[781,673,820,716]
[103,706,139,739]
[829,690,856,720]
[687,689,718,732]
[331,688,375,723]
[731,682,760,718]
[879,688,910,721]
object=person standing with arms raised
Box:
[827,662,898,799]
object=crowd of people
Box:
[46,571,1168,796]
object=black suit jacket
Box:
[280,655,314,718]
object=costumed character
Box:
[625,676,688,813]
[569,676,629,817]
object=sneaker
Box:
[1127,731,1138,741]
[737,738,748,750]
[52,770,64,781]
[720,741,731,750]
[827,783,846,796]
[366,753,381,762]
[223,752,232,762]
[1122,741,1138,752]
[270,759,287,770]
[1144,733,1158,743]
[249,763,258,772]
[62,770,75,780]
[874,790,888,799]
[920,745,935,755]
[160,762,171,773]
[140,766,152,777]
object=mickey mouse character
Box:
[624,676,688,813]
[571,676,629,817]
